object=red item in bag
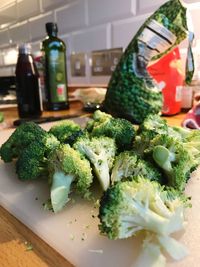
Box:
[147,47,184,115]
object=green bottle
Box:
[42,22,69,110]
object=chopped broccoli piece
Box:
[16,134,60,180]
[74,136,116,191]
[86,110,135,151]
[49,120,84,146]
[99,177,188,240]
[86,110,112,132]
[134,238,166,267]
[148,134,197,191]
[111,151,164,185]
[0,122,46,162]
[48,144,93,213]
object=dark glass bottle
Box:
[15,43,42,118]
[42,22,69,111]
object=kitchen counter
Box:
[0,103,187,267]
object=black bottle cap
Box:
[45,22,58,35]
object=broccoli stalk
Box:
[74,136,116,191]
[133,238,166,267]
[48,144,93,213]
[153,145,176,173]
[50,171,74,212]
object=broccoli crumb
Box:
[70,234,75,240]
[24,241,33,251]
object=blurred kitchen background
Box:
[0,0,200,106]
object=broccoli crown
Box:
[86,110,135,151]
[148,134,197,191]
[16,134,60,180]
[48,120,84,146]
[48,144,93,206]
[86,110,112,132]
[74,136,116,191]
[0,122,46,162]
[99,177,187,240]
[111,151,164,185]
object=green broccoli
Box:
[133,114,187,156]
[148,134,197,191]
[86,110,135,151]
[48,120,84,146]
[47,144,93,213]
[0,112,4,123]
[99,177,188,240]
[16,133,60,180]
[74,136,116,191]
[0,122,46,162]
[86,110,112,132]
[111,151,164,185]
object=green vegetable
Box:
[149,134,197,191]
[49,119,84,146]
[0,122,46,162]
[103,0,189,123]
[99,177,188,239]
[74,135,116,191]
[86,110,135,151]
[48,144,93,213]
[16,134,60,180]
[111,150,164,185]
[0,112,4,123]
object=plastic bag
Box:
[103,0,191,124]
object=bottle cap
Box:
[18,43,32,54]
[45,22,58,34]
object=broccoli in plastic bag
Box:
[103,0,191,124]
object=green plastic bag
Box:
[103,0,192,124]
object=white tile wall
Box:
[0,3,17,25]
[0,29,10,47]
[138,0,167,13]
[9,22,30,45]
[112,14,149,48]
[41,0,73,12]
[88,0,136,25]
[29,12,54,41]
[17,0,40,22]
[56,1,87,35]
[0,0,200,82]
[71,25,110,53]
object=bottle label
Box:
[49,50,68,103]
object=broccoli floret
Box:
[86,110,112,132]
[148,134,197,191]
[99,177,188,240]
[47,144,93,213]
[111,151,164,185]
[133,115,189,156]
[48,120,84,146]
[86,110,135,151]
[16,134,60,180]
[0,122,46,162]
[74,136,116,191]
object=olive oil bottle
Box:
[42,22,69,110]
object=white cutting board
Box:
[0,119,200,267]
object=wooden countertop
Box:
[0,102,187,267]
